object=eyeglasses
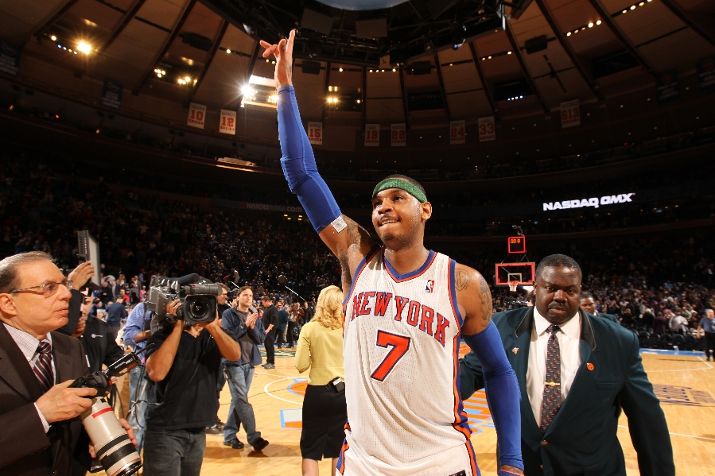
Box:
[9,278,72,297]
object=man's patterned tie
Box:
[540,324,561,431]
[33,340,54,392]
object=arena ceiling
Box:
[0,0,714,126]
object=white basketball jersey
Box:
[338,249,478,476]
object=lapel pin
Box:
[512,347,519,355]
[586,362,595,372]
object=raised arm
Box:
[456,263,523,475]
[261,30,374,290]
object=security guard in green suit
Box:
[460,254,674,476]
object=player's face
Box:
[371,188,431,248]
[534,265,581,325]
[580,297,596,314]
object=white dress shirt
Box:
[526,308,582,427]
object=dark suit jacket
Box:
[460,308,674,476]
[0,324,90,476]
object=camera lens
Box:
[186,296,216,323]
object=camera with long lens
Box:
[70,353,142,476]
[145,273,222,331]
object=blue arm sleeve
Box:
[462,322,523,471]
[277,85,342,232]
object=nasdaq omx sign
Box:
[543,193,635,211]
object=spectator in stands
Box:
[667,309,689,334]
[580,291,619,324]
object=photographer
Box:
[0,252,105,475]
[142,299,242,476]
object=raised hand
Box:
[259,29,296,88]
[68,261,94,290]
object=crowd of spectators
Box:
[1,149,713,350]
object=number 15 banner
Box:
[219,109,236,135]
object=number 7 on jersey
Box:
[371,330,411,381]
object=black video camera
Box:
[145,273,222,330]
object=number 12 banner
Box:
[219,109,236,135]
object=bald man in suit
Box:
[0,251,97,476]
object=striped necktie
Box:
[540,324,561,431]
[33,340,54,392]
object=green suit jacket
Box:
[460,307,674,476]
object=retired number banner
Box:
[450,120,466,144]
[365,123,380,147]
[187,103,206,129]
[391,123,406,147]
[219,109,236,135]
[308,121,323,145]
[478,116,496,142]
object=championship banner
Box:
[365,123,380,147]
[187,102,206,129]
[391,123,406,147]
[101,81,122,109]
[478,116,496,142]
[219,109,236,135]
[560,99,580,128]
[308,121,322,145]
[450,120,466,145]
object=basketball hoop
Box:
[508,281,519,293]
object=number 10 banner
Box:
[187,103,206,129]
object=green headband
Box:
[372,178,428,203]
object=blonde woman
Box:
[295,285,347,476]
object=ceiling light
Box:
[596,19,602,25]
[240,84,256,99]
[588,22,594,28]
[83,19,98,28]
[338,67,344,72]
[226,48,231,54]
[50,35,57,42]
[75,40,93,55]
[622,9,628,14]
[566,32,572,37]
[630,5,636,10]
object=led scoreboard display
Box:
[507,236,526,254]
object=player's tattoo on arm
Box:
[478,275,493,324]
[456,269,469,291]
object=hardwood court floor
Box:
[197,350,715,476]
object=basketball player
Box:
[261,30,522,475]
